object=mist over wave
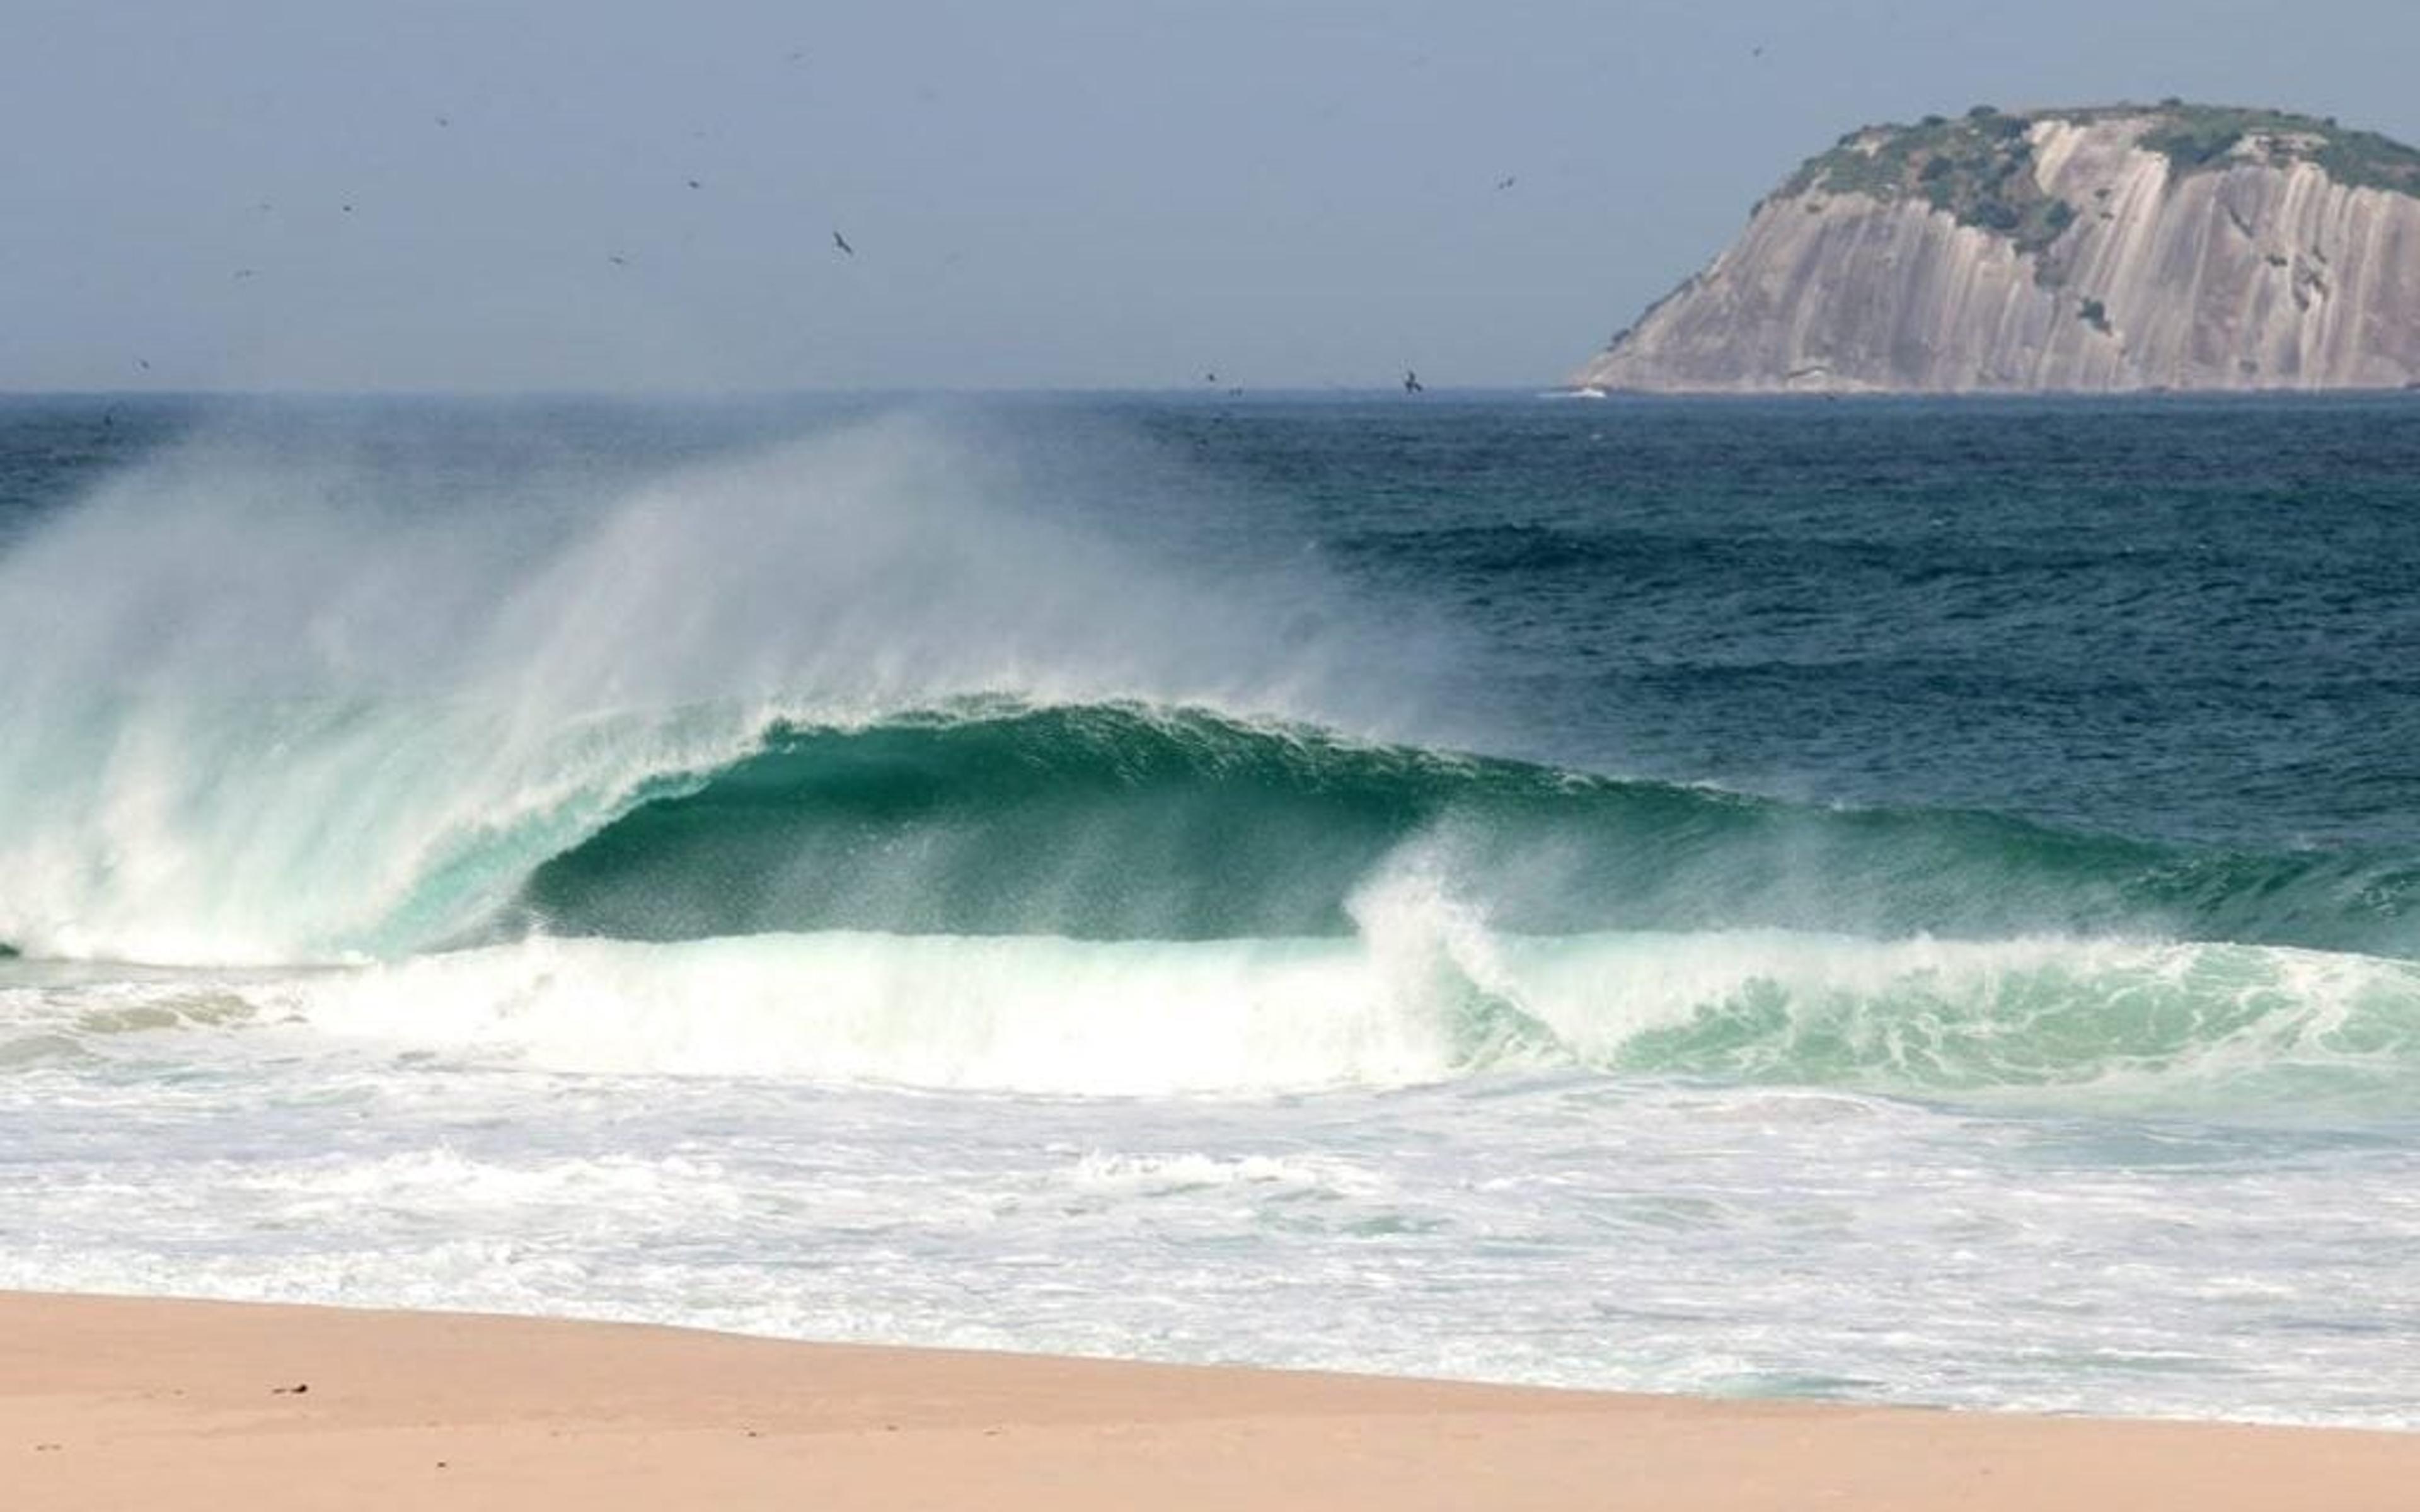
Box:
[0,408,1402,963]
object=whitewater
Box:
[3,392,2417,1427]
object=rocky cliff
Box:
[1574,104,2420,393]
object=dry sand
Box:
[4,1291,2414,1509]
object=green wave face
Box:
[502,702,2419,954]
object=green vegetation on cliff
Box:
[1780,101,2420,251]
[1782,105,2075,253]
[2131,103,2420,194]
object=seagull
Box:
[341,203,355,213]
[1403,369,1424,394]
[833,229,855,256]
[233,268,258,280]
[608,254,629,266]
[1204,370,1218,384]
[1495,175,1517,190]
[686,178,702,190]
[135,358,151,370]
[435,114,451,127]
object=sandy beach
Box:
[3,1292,2413,1510]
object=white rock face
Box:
[1575,115,2420,392]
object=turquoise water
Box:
[1,392,2416,1424]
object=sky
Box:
[7,0,2419,393]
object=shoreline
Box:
[5,1292,2416,1509]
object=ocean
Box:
[3,391,2416,1426]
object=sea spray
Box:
[0,411,1386,963]
[1344,846,1567,1070]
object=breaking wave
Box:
[13,915,2417,1111]
[2,402,2416,1116]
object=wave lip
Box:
[501,699,2420,957]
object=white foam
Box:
[272,931,1473,1094]
[9,928,2420,1428]
[1059,1151,1384,1200]
[204,921,2420,1103]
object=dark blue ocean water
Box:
[1132,393,2420,850]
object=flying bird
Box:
[1403,369,1424,394]
[686,178,702,190]
[608,254,629,266]
[1495,175,1517,190]
[232,268,258,280]
[833,229,855,256]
